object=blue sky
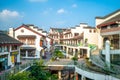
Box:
[0,0,120,31]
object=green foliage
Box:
[71,56,78,65]
[8,60,58,80]
[53,49,64,58]
[88,44,97,50]
[8,72,35,80]
[72,56,78,61]
[30,59,58,80]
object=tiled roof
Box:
[96,9,120,28]
[103,14,120,24]
[0,31,22,45]
[96,9,120,19]
[83,26,95,29]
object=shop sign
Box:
[11,56,15,63]
[10,51,18,55]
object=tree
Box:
[8,59,57,80]
[30,59,58,80]
[8,72,35,80]
[71,56,78,65]
[54,49,64,58]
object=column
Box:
[78,48,80,58]
[26,50,28,58]
[63,46,65,51]
[58,70,62,80]
[8,45,12,67]
[73,48,75,56]
[66,47,69,58]
[87,48,90,58]
[81,75,86,80]
[105,40,110,68]
[17,47,20,63]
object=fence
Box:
[0,60,33,80]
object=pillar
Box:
[8,45,12,67]
[73,48,76,56]
[87,48,90,58]
[78,48,80,58]
[105,40,110,68]
[81,75,86,80]
[66,47,69,58]
[63,46,65,51]
[26,50,28,58]
[17,47,20,63]
[58,70,62,80]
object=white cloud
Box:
[0,9,19,17]
[57,8,65,14]
[43,8,53,15]
[72,4,77,8]
[29,0,47,2]
[0,9,22,22]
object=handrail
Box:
[90,48,120,77]
[0,60,34,80]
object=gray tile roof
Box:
[0,31,22,45]
[102,14,120,24]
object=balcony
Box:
[101,49,120,54]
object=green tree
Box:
[30,59,57,80]
[54,49,64,58]
[72,56,78,65]
[8,71,35,80]
[8,59,57,80]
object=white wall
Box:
[15,27,43,58]
[75,66,119,80]
[83,29,98,46]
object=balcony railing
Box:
[101,49,120,54]
[0,60,34,80]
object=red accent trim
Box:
[97,21,116,28]
[0,43,23,46]
[14,25,45,37]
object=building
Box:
[62,23,98,46]
[9,24,52,59]
[49,28,67,44]
[49,23,98,58]
[0,31,22,71]
[96,9,120,65]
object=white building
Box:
[96,9,120,65]
[9,24,52,59]
[49,23,98,58]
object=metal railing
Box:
[0,60,34,80]
[90,48,120,78]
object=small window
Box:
[94,30,96,33]
[89,30,92,33]
[21,29,24,33]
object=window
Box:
[89,30,92,33]
[21,29,24,33]
[74,33,79,36]
[94,30,96,33]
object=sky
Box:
[0,0,120,31]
